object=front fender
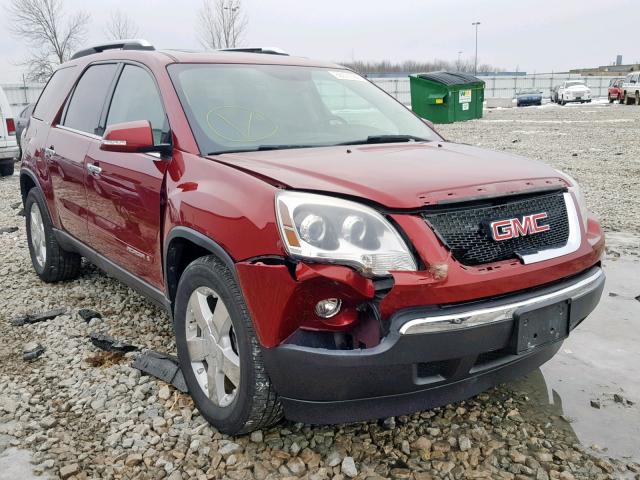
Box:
[164,151,284,263]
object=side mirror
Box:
[100,120,170,155]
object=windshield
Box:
[518,89,539,95]
[565,81,586,88]
[168,64,440,155]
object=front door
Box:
[48,63,118,241]
[84,64,170,289]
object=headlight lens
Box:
[276,191,417,276]
[556,169,588,229]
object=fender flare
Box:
[164,226,239,305]
[19,168,42,203]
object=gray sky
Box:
[1,0,638,83]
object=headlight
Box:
[555,169,588,229]
[275,191,417,276]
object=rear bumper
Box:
[0,145,19,161]
[263,266,605,424]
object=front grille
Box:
[423,192,570,266]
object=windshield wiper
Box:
[337,135,431,146]
[207,144,319,155]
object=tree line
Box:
[7,0,247,82]
[6,0,501,82]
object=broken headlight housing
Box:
[275,191,417,276]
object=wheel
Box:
[636,92,640,105]
[560,96,566,106]
[624,93,633,105]
[174,255,283,434]
[0,162,14,177]
[608,95,614,103]
[25,188,81,282]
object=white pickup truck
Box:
[621,72,640,105]
[556,80,592,105]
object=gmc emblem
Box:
[490,213,550,241]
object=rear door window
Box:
[32,66,77,122]
[105,65,169,145]
[62,64,118,135]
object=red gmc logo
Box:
[490,213,550,241]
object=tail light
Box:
[6,118,16,136]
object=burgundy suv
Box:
[20,41,605,434]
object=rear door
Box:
[47,63,118,241]
[84,63,170,288]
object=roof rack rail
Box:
[218,47,289,56]
[71,39,155,60]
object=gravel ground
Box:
[1,103,639,480]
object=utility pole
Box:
[472,22,481,76]
[224,5,239,47]
[457,51,463,71]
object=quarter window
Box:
[62,64,118,135]
[32,66,77,122]
[106,65,169,145]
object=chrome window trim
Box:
[521,192,581,264]
[399,267,604,335]
[56,125,102,141]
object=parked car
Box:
[16,103,35,159]
[621,72,640,105]
[0,85,19,176]
[557,80,591,105]
[20,40,605,434]
[516,89,543,106]
[607,78,625,103]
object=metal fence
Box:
[369,74,617,105]
[1,73,618,115]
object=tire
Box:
[608,95,614,103]
[174,255,283,434]
[25,188,81,282]
[0,162,14,177]
[636,92,640,105]
[624,93,633,105]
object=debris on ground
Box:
[23,342,45,361]
[9,201,21,210]
[0,227,18,234]
[85,351,126,368]
[10,307,66,326]
[78,309,102,323]
[590,400,601,409]
[132,350,188,393]
[89,332,138,353]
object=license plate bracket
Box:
[509,301,569,354]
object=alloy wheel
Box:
[185,286,240,407]
[29,202,47,268]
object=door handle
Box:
[87,164,102,176]
[44,147,55,158]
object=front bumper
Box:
[262,266,605,424]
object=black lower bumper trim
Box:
[279,342,561,424]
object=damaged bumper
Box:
[261,266,605,424]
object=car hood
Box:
[208,142,567,209]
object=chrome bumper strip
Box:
[399,267,604,335]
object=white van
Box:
[0,85,19,176]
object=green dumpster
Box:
[409,72,485,124]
